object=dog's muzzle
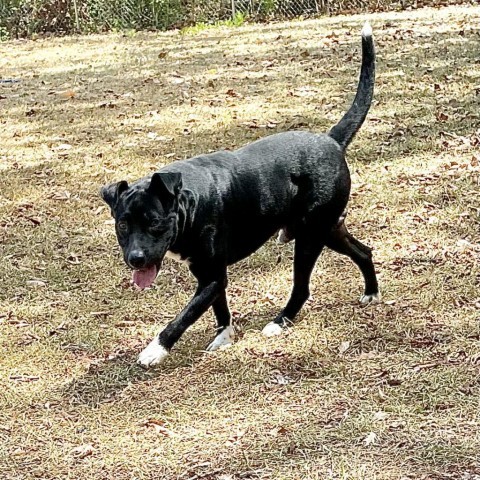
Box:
[128,250,147,269]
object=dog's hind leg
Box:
[276,227,293,244]
[206,290,235,351]
[325,221,380,304]
[263,235,324,336]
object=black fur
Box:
[101,25,379,367]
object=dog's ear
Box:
[100,180,129,210]
[148,172,182,201]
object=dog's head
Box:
[101,172,182,289]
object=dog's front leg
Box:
[137,274,227,368]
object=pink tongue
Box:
[132,265,158,289]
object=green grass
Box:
[180,12,246,35]
[0,4,479,479]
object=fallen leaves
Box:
[48,190,72,201]
[226,429,246,447]
[373,411,389,422]
[436,111,449,122]
[97,101,117,109]
[71,444,94,459]
[141,419,175,437]
[364,431,377,446]
[241,119,280,129]
[338,340,351,354]
[226,88,241,98]
[288,86,318,98]
[58,89,76,99]
[268,425,289,437]
[269,370,293,385]
[26,279,47,288]
[9,375,40,383]
[0,11,479,480]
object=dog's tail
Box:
[328,22,375,151]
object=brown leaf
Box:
[268,426,288,436]
[142,419,174,437]
[386,378,402,386]
[97,101,116,109]
[242,121,260,129]
[50,190,71,201]
[26,216,42,225]
[226,89,241,97]
[226,429,246,446]
[115,320,136,327]
[58,89,76,99]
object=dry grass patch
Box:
[1,5,479,479]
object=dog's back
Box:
[101,24,379,367]
[157,24,375,262]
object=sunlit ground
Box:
[0,5,479,479]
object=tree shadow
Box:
[2,22,477,180]
[2,13,479,478]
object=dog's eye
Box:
[149,219,170,235]
[151,218,170,229]
[117,221,128,232]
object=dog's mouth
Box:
[132,264,160,290]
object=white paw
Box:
[137,337,169,368]
[262,321,284,337]
[360,292,381,305]
[206,326,235,352]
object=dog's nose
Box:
[128,250,146,269]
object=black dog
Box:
[101,23,379,368]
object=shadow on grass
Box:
[60,310,480,477]
[1,22,478,169]
[2,12,480,478]
[60,303,283,406]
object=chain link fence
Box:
[0,0,472,38]
[234,0,377,19]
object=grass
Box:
[0,4,479,479]
[180,12,246,35]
